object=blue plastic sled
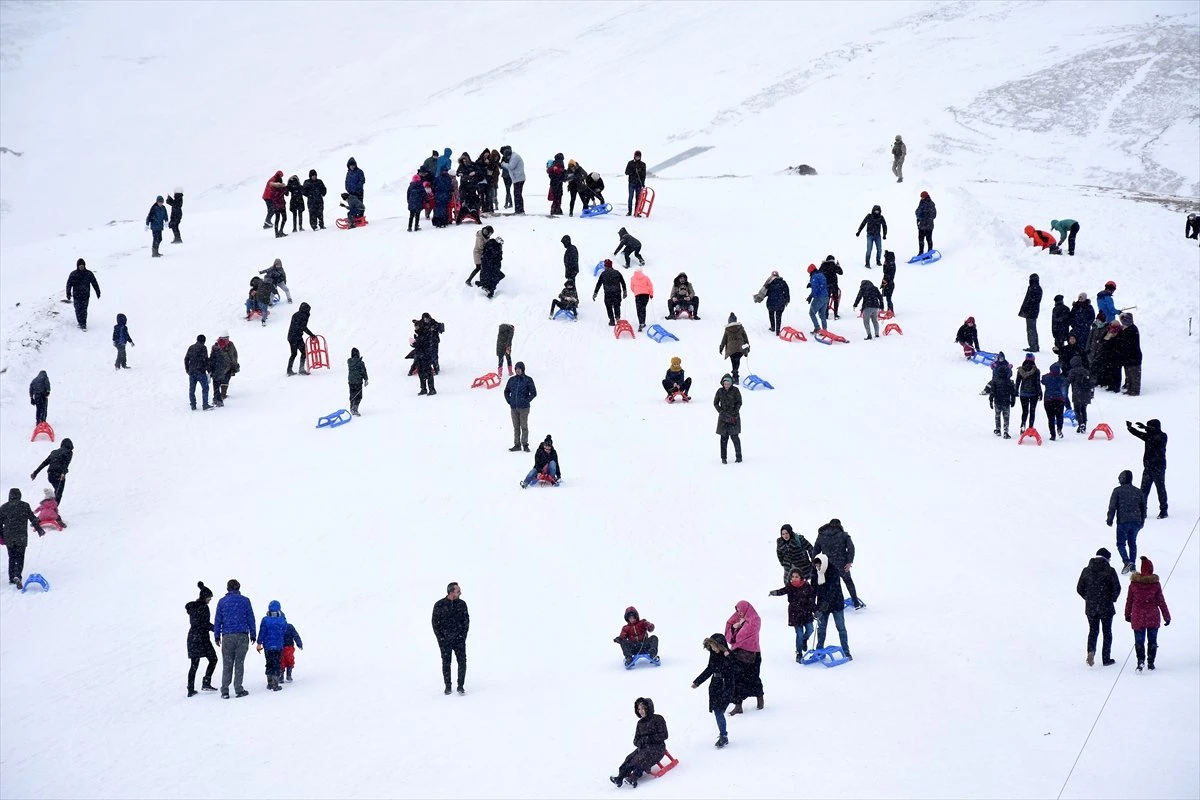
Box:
[553,308,577,321]
[969,349,998,367]
[742,374,775,390]
[1064,407,1077,424]
[646,324,678,343]
[907,250,942,264]
[625,653,662,670]
[316,409,353,429]
[22,573,49,593]
[593,260,607,277]
[270,292,281,306]
[801,646,850,667]
[844,597,867,610]
[581,203,613,218]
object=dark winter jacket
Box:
[433,172,453,205]
[614,231,642,254]
[1054,339,1080,373]
[593,266,627,298]
[1018,276,1042,319]
[252,276,275,306]
[1014,362,1041,399]
[283,623,303,649]
[258,600,288,650]
[1107,471,1146,526]
[303,177,327,209]
[915,197,936,230]
[503,373,537,409]
[185,598,217,659]
[814,521,855,571]
[818,258,843,290]
[480,238,505,291]
[1051,298,1070,341]
[1115,324,1142,367]
[431,596,470,644]
[955,322,980,350]
[663,367,687,390]
[693,638,735,712]
[853,281,884,310]
[1041,367,1068,402]
[184,341,209,375]
[1126,558,1170,629]
[776,527,815,580]
[1067,357,1093,407]
[146,201,168,231]
[496,325,515,358]
[66,267,101,301]
[812,556,845,614]
[112,314,134,346]
[287,303,314,344]
[347,351,368,384]
[625,158,647,187]
[531,442,561,478]
[1126,421,1167,470]
[856,209,887,238]
[1070,299,1095,343]
[32,440,73,480]
[586,172,605,195]
[260,260,287,287]
[165,192,183,225]
[562,238,579,280]
[29,371,50,402]
[286,176,305,212]
[213,590,256,641]
[345,163,366,197]
[208,342,231,379]
[406,179,426,212]
[764,276,790,310]
[769,579,816,627]
[628,698,668,770]
[988,370,1016,407]
[718,323,750,358]
[0,489,43,548]
[670,274,697,305]
[1076,557,1121,618]
[713,385,742,436]
[882,252,897,284]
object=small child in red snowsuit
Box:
[35,488,66,530]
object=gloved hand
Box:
[855,231,860,237]
[613,637,621,644]
[364,380,369,386]
[1106,519,1113,527]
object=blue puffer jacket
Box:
[213,590,256,640]
[433,173,453,203]
[345,166,365,196]
[407,180,427,212]
[765,277,790,310]
[283,623,304,649]
[146,203,168,231]
[1041,366,1069,402]
[435,148,453,177]
[258,600,289,650]
[503,373,537,408]
[806,271,828,302]
[1096,289,1117,323]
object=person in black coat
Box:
[303,170,327,230]
[0,488,45,588]
[691,634,734,748]
[520,435,562,487]
[1116,313,1142,396]
[986,359,1017,438]
[818,256,843,318]
[165,190,184,243]
[613,227,645,269]
[286,303,315,376]
[186,582,219,695]
[955,317,981,353]
[478,236,505,298]
[624,150,647,216]
[610,697,668,788]
[1127,419,1167,518]
[1050,294,1070,348]
[184,334,211,410]
[29,370,50,425]
[881,250,897,311]
[561,235,579,282]
[431,582,469,694]
[1069,293,1095,349]
[1076,549,1121,666]
[812,554,850,658]
[592,260,628,325]
[814,519,862,609]
[30,437,73,503]
[65,259,101,330]
[769,568,817,661]
[1018,273,1043,352]
[855,205,888,267]
[410,316,439,396]
[915,191,936,254]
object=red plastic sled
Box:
[648,750,679,778]
[335,217,369,230]
[634,187,655,218]
[1018,427,1042,446]
[666,391,691,403]
[306,335,330,371]
[614,320,635,339]
[779,327,807,342]
[471,373,501,390]
[814,329,848,345]
[1089,423,1114,441]
[883,323,903,336]
[31,421,55,443]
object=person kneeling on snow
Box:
[662,357,692,401]
[549,280,579,319]
[614,606,659,665]
[1024,225,1057,250]
[519,435,561,488]
[340,192,365,227]
[35,488,66,530]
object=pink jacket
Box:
[725,601,762,652]
[35,498,60,525]
[631,270,654,297]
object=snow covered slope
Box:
[1,2,1197,798]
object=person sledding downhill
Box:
[662,357,691,402]
[666,273,700,320]
[519,435,562,488]
[614,607,660,666]
[608,697,668,789]
[340,193,365,228]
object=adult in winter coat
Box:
[344,157,365,200]
[1018,273,1043,352]
[0,488,44,588]
[718,315,750,383]
[856,205,888,267]
[1107,470,1147,573]
[881,250,898,311]
[520,434,562,487]
[955,317,981,354]
[818,256,844,318]
[145,195,168,257]
[1051,295,1070,348]
[1070,293,1095,348]
[1116,313,1142,396]
[805,264,829,333]
[165,189,184,243]
[346,347,368,416]
[286,303,315,376]
[614,606,658,663]
[776,524,815,583]
[479,236,505,298]
[259,258,291,303]
[432,582,470,694]
[1050,218,1080,256]
[257,600,289,691]
[565,159,588,215]
[503,362,537,452]
[65,258,101,330]
[303,170,327,230]
[713,374,743,464]
[1054,334,1081,376]
[1095,323,1123,393]
[1013,354,1042,430]
[609,698,668,788]
[561,235,579,282]
[404,174,425,232]
[184,334,211,411]
[210,333,238,405]
[662,356,691,400]
[915,191,936,254]
[410,316,439,396]
[812,553,851,658]
[112,313,134,369]
[547,153,565,215]
[1076,549,1121,667]
[1126,420,1167,519]
[213,578,256,698]
[29,370,50,424]
[725,601,763,713]
[613,227,645,269]
[432,169,453,228]
[500,146,524,214]
[1096,281,1118,327]
[691,634,735,748]
[625,150,647,216]
[185,582,218,696]
[891,135,906,182]
[549,281,580,319]
[1040,363,1069,440]
[754,271,790,333]
[814,519,863,609]
[285,175,305,232]
[592,260,628,325]
[263,171,287,237]
[1125,556,1171,671]
[987,357,1017,438]
[586,171,606,204]
[630,267,654,331]
[853,280,884,340]
[769,568,817,661]
[435,148,453,181]
[1066,356,1094,433]
[466,226,492,286]
[1187,213,1200,240]
[30,438,73,503]
[667,272,700,319]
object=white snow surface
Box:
[1,2,1198,798]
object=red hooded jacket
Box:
[1024,225,1057,249]
[263,171,286,209]
[1125,557,1171,630]
[617,607,655,641]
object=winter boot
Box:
[418,382,428,396]
[267,676,276,691]
[298,365,310,376]
[1148,645,1157,670]
[286,668,293,682]
[756,695,764,710]
[202,680,217,692]
[609,776,623,788]
[1135,642,1145,671]
[715,734,728,748]
[507,365,514,376]
[188,688,198,697]
[1122,562,1134,575]
[235,689,249,698]
[457,686,465,695]
[1157,510,1168,519]
[428,377,437,396]
[1003,431,1012,439]
[221,690,230,699]
[522,443,530,452]
[730,702,743,715]
[994,428,1001,436]
[1086,651,1094,667]
[796,651,802,664]
[1102,657,1116,666]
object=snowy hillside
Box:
[1,2,1198,799]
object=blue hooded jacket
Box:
[807,271,829,302]
[146,201,168,231]
[1041,364,1069,401]
[1096,289,1117,323]
[283,622,304,649]
[345,159,365,196]
[407,179,427,212]
[112,314,133,346]
[258,600,289,650]
[435,148,453,178]
[213,590,256,640]
[433,172,453,203]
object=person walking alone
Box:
[891,135,906,182]
[432,582,469,695]
[0,488,45,589]
[503,362,537,452]
[65,258,101,331]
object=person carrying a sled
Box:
[955,316,981,355]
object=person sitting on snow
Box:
[955,316,981,355]
[549,280,579,319]
[662,356,692,401]
[35,488,66,530]
[614,606,659,665]
[519,435,561,488]
[340,193,365,227]
[1024,225,1056,249]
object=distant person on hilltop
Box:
[345,157,365,200]
[145,195,168,257]
[165,189,183,243]
[303,170,327,230]
[625,150,646,216]
[891,135,906,182]
[915,191,936,255]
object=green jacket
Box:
[347,355,368,383]
[1051,219,1077,239]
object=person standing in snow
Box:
[915,191,936,255]
[754,271,790,334]
[1126,419,1167,519]
[164,189,184,243]
[1014,353,1042,430]
[769,567,817,662]
[259,258,292,304]
[303,170,327,230]
[815,518,864,610]
[1106,470,1146,574]
[256,600,289,691]
[592,260,628,326]
[519,434,562,488]
[565,159,587,216]
[213,578,255,699]
[145,195,168,257]
[281,612,303,682]
[495,324,515,375]
[184,334,212,411]
[613,606,658,665]
[609,698,668,788]
[1040,362,1069,441]
[478,234,505,298]
[856,205,888,268]
[561,235,579,282]
[630,266,653,332]
[691,634,735,749]
[112,313,135,369]
[714,373,743,464]
[1116,312,1142,396]
[345,157,365,200]
[986,354,1016,438]
[29,370,50,425]
[1095,281,1118,329]
[1076,549,1121,667]
[725,601,763,714]
[776,524,815,583]
[1069,293,1095,350]
[0,488,45,589]
[209,332,238,406]
[405,174,425,232]
[432,582,469,695]
[263,171,287,237]
[65,258,101,330]
[1125,556,1171,672]
[805,264,829,333]
[625,150,647,216]
[1187,213,1200,241]
[466,225,492,286]
[1050,218,1080,256]
[30,438,73,503]
[409,315,438,396]
[1067,356,1093,433]
[613,227,645,269]
[500,146,524,214]
[853,279,884,340]
[818,256,844,319]
[347,347,368,416]
[718,314,750,383]
[286,175,305,232]
[547,153,565,216]
[286,302,315,377]
[1051,294,1070,349]
[503,361,536,452]
[662,356,691,401]
[185,582,219,696]
[881,250,897,312]
[812,553,851,658]
[891,135,906,182]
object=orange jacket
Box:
[1024,225,1056,248]
[630,271,654,297]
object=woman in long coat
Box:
[186,582,218,696]
[714,374,743,464]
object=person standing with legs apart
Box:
[987,354,1016,438]
[718,315,750,383]
[818,255,843,319]
[891,135,906,182]
[1050,218,1080,256]
[853,280,884,340]
[1076,549,1121,667]
[432,582,469,695]
[713,374,743,464]
[755,271,790,333]
[29,370,50,425]
[65,259,101,331]
[500,146,524,214]
[145,195,168,257]
[915,191,936,254]
[1125,557,1171,672]
[347,348,368,416]
[625,150,646,216]
[1067,356,1094,434]
[184,335,211,411]
[185,582,219,696]
[503,362,536,452]
[303,170,326,230]
[856,205,887,267]
[0,488,45,589]
[1014,353,1041,431]
[1040,362,1068,440]
[769,568,816,663]
[213,579,255,699]
[30,438,72,503]
[1126,419,1168,519]
[613,227,645,269]
[286,303,315,376]
[815,518,864,609]
[691,634,734,749]
[1018,273,1042,352]
[725,601,764,714]
[165,189,183,243]
[592,260,628,326]
[812,554,851,658]
[1107,470,1146,574]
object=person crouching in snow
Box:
[1024,225,1057,250]
[613,606,659,665]
[691,634,734,749]
[769,568,816,662]
[256,600,288,691]
[35,488,65,530]
[662,357,691,402]
[281,612,304,682]
[340,193,365,227]
[608,697,668,789]
[520,435,561,488]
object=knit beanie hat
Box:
[604,259,613,269]
[669,357,682,370]
[1054,294,1064,302]
[76,258,86,267]
[1120,312,1133,326]
[728,313,737,323]
[720,374,733,385]
[543,435,553,446]
[1024,353,1035,361]
[198,581,213,600]
[920,191,929,199]
[43,487,54,499]
[1095,548,1111,560]
[966,316,975,324]
[1105,280,1116,290]
[807,264,817,274]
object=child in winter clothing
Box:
[281,616,304,682]
[496,323,516,374]
[662,357,691,401]
[1067,356,1094,433]
[613,227,645,268]
[286,175,305,232]
[691,634,734,748]
[985,363,1016,438]
[630,266,654,331]
[1024,225,1056,249]
[520,435,561,488]
[1040,362,1069,440]
[955,317,980,355]
[805,264,829,333]
[35,487,65,530]
[112,313,135,369]
[347,348,368,416]
[1014,354,1042,430]
[613,606,658,664]
[340,193,365,227]
[406,174,426,232]
[548,282,579,320]
[256,600,289,691]
[881,251,897,312]
[1125,556,1171,671]
[259,258,292,303]
[769,568,817,661]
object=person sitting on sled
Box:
[549,280,579,319]
[614,606,659,666]
[519,435,561,488]
[662,357,692,401]
[35,488,66,530]
[340,192,365,228]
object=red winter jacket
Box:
[1024,225,1057,249]
[263,171,286,209]
[1125,557,1171,630]
[617,607,655,641]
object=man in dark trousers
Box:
[65,258,101,330]
[1076,548,1121,666]
[303,170,327,230]
[345,157,365,200]
[1107,470,1146,574]
[165,189,183,243]
[286,302,315,376]
[184,335,212,411]
[0,488,45,588]
[213,578,256,699]
[625,150,646,215]
[146,195,168,257]
[432,582,470,695]
[29,370,50,425]
[1018,273,1042,352]
[561,235,579,282]
[30,438,73,503]
[818,255,844,319]
[814,518,864,609]
[855,205,887,268]
[593,259,628,326]
[1126,419,1168,519]
[613,227,645,269]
